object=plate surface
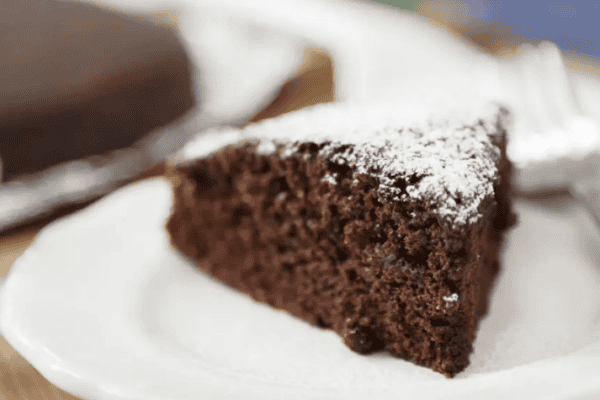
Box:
[1,178,600,400]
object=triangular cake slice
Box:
[166,103,516,377]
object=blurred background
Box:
[1,0,600,399]
[391,0,598,55]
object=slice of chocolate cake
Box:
[166,103,516,377]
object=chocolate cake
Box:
[166,103,516,377]
[0,0,195,180]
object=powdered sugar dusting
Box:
[443,293,459,302]
[177,102,508,226]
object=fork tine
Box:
[538,41,582,129]
[516,43,555,134]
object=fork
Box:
[500,41,600,229]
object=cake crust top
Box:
[176,102,509,226]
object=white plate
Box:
[1,178,600,400]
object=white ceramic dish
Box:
[1,178,600,400]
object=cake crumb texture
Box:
[167,104,515,377]
[179,103,509,226]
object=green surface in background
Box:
[372,0,417,9]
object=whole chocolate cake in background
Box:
[166,102,517,378]
[0,0,195,180]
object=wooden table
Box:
[0,4,597,399]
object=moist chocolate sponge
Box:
[166,103,516,377]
